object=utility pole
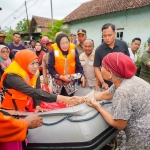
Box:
[25,1,31,40]
[0,8,2,31]
[50,0,53,26]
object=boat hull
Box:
[23,87,118,150]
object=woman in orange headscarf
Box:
[0,50,78,112]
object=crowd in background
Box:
[0,23,150,149]
[0,24,149,89]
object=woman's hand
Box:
[85,98,100,110]
[59,75,71,82]
[34,106,49,113]
[57,95,82,107]
[101,82,108,90]
[60,97,78,107]
[71,96,85,104]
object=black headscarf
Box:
[56,33,70,55]
[35,40,42,56]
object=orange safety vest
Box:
[52,43,76,75]
[0,61,39,111]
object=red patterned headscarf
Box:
[102,52,136,79]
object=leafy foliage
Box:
[3,18,31,43]
[42,20,70,41]
[132,42,147,67]
[15,18,30,32]
[135,55,141,67]
[4,27,15,43]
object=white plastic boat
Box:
[23,87,118,150]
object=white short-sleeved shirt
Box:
[128,48,137,62]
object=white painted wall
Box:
[68,6,150,51]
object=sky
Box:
[0,0,90,30]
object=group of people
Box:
[0,23,150,150]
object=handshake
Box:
[64,90,96,107]
[63,96,85,107]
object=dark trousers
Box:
[60,87,74,97]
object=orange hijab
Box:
[14,50,38,79]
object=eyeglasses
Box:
[60,41,70,46]
[1,50,10,54]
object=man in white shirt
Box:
[79,39,99,90]
[128,38,141,62]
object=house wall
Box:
[68,6,150,51]
[36,27,42,32]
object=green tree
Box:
[15,18,30,32]
[42,20,70,41]
[4,27,15,43]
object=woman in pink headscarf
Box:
[0,45,11,78]
[85,52,150,149]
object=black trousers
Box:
[60,86,74,97]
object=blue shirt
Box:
[9,42,25,51]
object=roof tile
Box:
[64,0,150,23]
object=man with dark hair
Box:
[94,23,130,89]
[76,29,87,55]
[9,32,25,59]
[9,32,25,51]
[28,39,35,51]
[70,33,77,45]
[128,38,141,62]
[101,23,116,31]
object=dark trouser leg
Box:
[60,87,74,97]
[60,86,68,96]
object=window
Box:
[116,28,124,40]
[101,27,124,43]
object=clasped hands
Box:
[34,96,85,113]
[35,95,99,113]
[65,96,100,110]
